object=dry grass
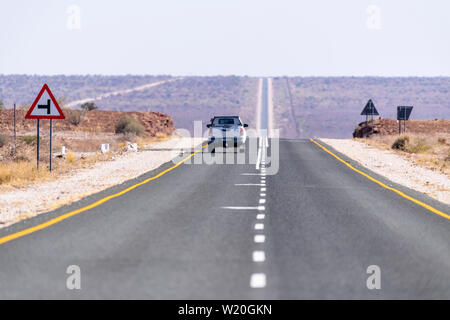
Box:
[0,161,49,185]
[0,129,173,191]
[357,133,450,177]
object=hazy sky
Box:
[1,0,449,76]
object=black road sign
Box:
[361,99,379,116]
[397,106,413,120]
[38,99,51,115]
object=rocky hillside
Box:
[0,110,174,137]
[353,118,450,138]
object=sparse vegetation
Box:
[391,135,410,151]
[155,132,169,141]
[115,115,145,136]
[0,161,48,185]
[406,138,430,153]
[20,135,40,146]
[66,151,76,163]
[67,110,85,126]
[21,135,42,146]
[0,134,7,147]
[391,135,431,153]
[0,101,4,110]
[362,133,450,177]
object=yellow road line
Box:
[0,144,208,246]
[310,139,450,220]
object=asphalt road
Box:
[0,80,449,299]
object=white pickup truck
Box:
[206,116,248,153]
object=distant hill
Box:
[0,75,258,134]
[0,75,170,108]
[273,77,450,138]
[1,75,449,138]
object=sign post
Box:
[14,103,17,150]
[50,119,53,171]
[360,99,379,138]
[25,84,65,171]
[396,106,413,135]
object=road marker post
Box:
[25,84,65,171]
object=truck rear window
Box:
[218,118,235,125]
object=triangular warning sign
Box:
[360,99,379,116]
[25,84,65,119]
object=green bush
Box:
[21,135,42,146]
[391,135,410,151]
[115,115,145,136]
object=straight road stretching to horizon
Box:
[0,79,449,299]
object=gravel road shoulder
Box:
[0,136,205,228]
[320,138,450,206]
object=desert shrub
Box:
[445,149,450,162]
[155,132,169,141]
[66,151,76,163]
[67,111,85,126]
[0,134,7,147]
[115,115,145,136]
[21,135,42,146]
[391,135,430,153]
[407,138,430,153]
[80,102,98,111]
[438,137,447,145]
[0,101,4,110]
[391,135,410,151]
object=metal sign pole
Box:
[49,119,53,172]
[366,114,368,138]
[14,103,17,149]
[371,104,373,135]
[404,108,407,133]
[36,119,40,170]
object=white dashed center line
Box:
[248,135,271,289]
[254,235,265,243]
[254,223,264,230]
[221,206,263,210]
[250,273,266,288]
[252,251,266,262]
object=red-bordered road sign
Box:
[25,84,65,119]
